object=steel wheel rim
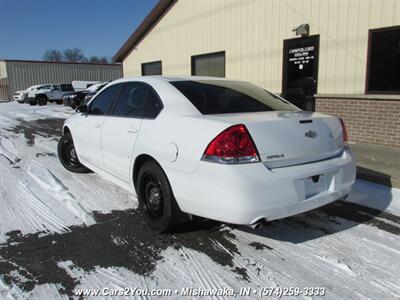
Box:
[61,140,80,168]
[143,174,164,220]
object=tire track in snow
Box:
[26,163,95,226]
[0,137,20,164]
[15,180,72,233]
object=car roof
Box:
[110,75,239,85]
[94,76,253,117]
[96,76,236,117]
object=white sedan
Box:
[58,76,356,231]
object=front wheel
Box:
[137,160,186,232]
[58,132,91,173]
[37,95,47,106]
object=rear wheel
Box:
[58,132,91,173]
[137,160,185,232]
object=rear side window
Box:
[89,84,122,115]
[171,80,297,114]
[142,88,163,118]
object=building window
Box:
[366,26,400,94]
[191,51,225,77]
[141,61,162,76]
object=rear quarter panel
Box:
[132,113,230,174]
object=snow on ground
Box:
[0,101,399,299]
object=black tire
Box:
[48,100,55,103]
[137,160,185,232]
[58,132,91,173]
[55,99,63,105]
[37,95,47,106]
[29,100,37,106]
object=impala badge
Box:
[305,130,317,138]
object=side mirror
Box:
[76,104,88,113]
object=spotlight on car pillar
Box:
[292,23,310,37]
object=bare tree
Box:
[43,49,63,61]
[63,48,87,62]
[98,56,109,64]
[89,56,109,64]
[43,48,108,63]
[89,56,100,63]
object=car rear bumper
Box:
[167,147,356,225]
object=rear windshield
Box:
[171,80,297,114]
[61,84,74,91]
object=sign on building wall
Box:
[282,35,320,111]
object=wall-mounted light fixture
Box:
[292,24,310,37]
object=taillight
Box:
[339,118,349,144]
[202,124,260,164]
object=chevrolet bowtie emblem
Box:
[305,130,317,138]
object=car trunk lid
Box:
[204,111,344,168]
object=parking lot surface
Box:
[0,102,399,299]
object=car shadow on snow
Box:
[0,210,247,297]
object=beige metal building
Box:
[114,0,400,148]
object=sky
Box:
[0,0,159,62]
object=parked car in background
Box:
[26,84,51,104]
[15,85,49,103]
[63,81,109,109]
[58,76,356,232]
[13,90,26,102]
[29,84,74,106]
[82,82,109,104]
[72,80,100,91]
[63,90,89,109]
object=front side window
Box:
[112,83,163,118]
[191,51,225,77]
[52,85,60,91]
[38,85,51,90]
[367,26,400,93]
[89,84,122,115]
[171,80,297,115]
[141,61,162,76]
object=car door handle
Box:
[127,128,137,134]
